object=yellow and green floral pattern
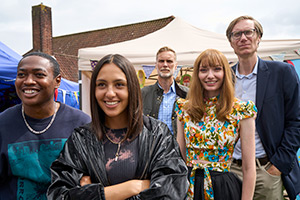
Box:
[175,97,257,200]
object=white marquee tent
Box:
[79,17,300,69]
[78,17,300,115]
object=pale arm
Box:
[239,117,256,200]
[176,118,187,161]
[80,176,150,200]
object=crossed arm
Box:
[80,176,150,200]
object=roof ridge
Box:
[54,15,175,39]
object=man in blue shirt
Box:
[142,46,188,137]
[227,15,300,200]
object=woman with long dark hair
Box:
[47,54,188,199]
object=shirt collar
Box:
[157,80,176,93]
[236,58,258,79]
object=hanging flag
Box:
[142,65,155,78]
[270,53,285,61]
[173,66,182,78]
[90,60,98,69]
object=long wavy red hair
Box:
[185,49,235,122]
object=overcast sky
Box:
[1,0,300,55]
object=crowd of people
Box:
[0,15,299,200]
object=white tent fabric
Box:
[78,17,300,116]
[78,17,300,71]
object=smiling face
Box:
[198,59,224,98]
[156,51,177,79]
[230,19,261,58]
[15,55,61,108]
[95,63,129,126]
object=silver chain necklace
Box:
[21,103,57,135]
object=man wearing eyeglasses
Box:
[226,16,300,200]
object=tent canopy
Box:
[0,41,81,110]
[0,41,78,92]
[78,17,300,71]
[0,42,22,90]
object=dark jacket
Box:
[141,81,188,138]
[232,58,300,200]
[47,115,189,200]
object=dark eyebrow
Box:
[17,68,47,73]
[96,79,126,83]
[96,79,106,82]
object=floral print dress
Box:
[175,96,257,200]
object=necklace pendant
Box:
[115,152,119,161]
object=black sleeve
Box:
[139,121,189,199]
[47,130,106,200]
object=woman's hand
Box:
[134,179,150,193]
[80,176,91,186]
[104,179,150,200]
[79,175,150,199]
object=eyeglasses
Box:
[231,29,256,40]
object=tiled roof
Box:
[52,16,175,82]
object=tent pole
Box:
[79,70,82,110]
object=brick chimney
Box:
[32,3,53,54]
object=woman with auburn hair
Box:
[48,54,188,200]
[175,49,257,200]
